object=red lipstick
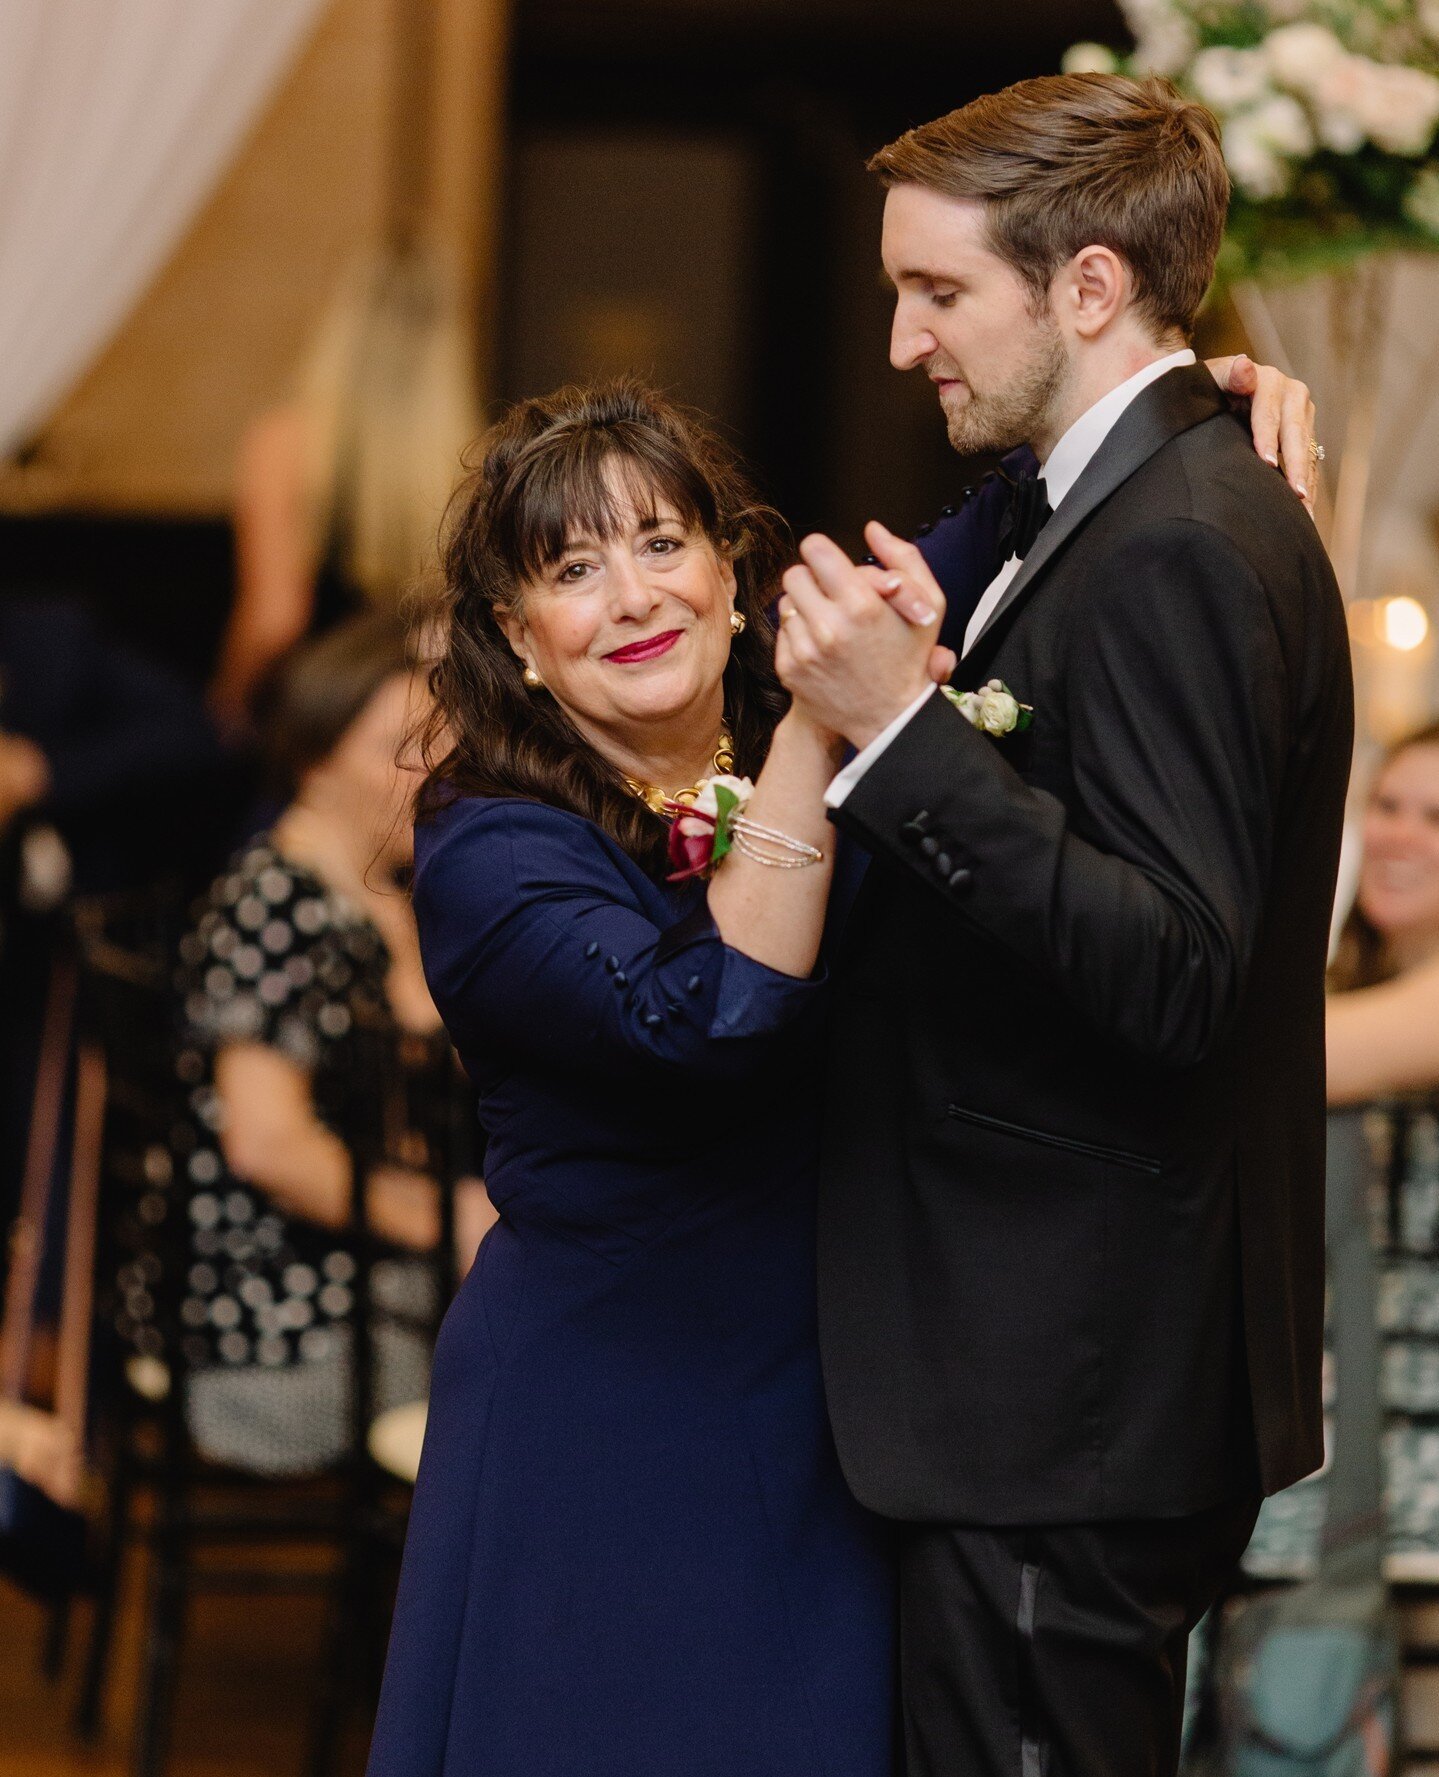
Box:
[604,629,683,664]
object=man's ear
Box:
[1063,245,1129,340]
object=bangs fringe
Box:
[495,424,719,585]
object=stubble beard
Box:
[938,313,1070,457]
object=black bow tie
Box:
[996,470,1053,566]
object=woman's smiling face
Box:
[1358,741,1439,947]
[502,466,737,748]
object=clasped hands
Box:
[776,521,954,752]
[775,350,1321,746]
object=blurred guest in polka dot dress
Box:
[147,613,493,1475]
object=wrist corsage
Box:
[665,774,823,881]
[667,774,755,882]
[942,678,1034,738]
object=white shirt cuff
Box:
[824,685,938,809]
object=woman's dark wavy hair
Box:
[1329,718,1439,994]
[414,377,791,873]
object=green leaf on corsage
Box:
[710,781,741,861]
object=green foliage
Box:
[1219,152,1439,282]
[710,783,740,862]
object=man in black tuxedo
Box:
[776,74,1353,1777]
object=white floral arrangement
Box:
[1065,1,1439,281]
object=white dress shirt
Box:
[825,348,1197,809]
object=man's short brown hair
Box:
[868,73,1230,340]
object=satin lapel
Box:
[964,364,1231,661]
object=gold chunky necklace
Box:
[623,725,735,817]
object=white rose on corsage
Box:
[687,774,754,825]
[942,678,1034,739]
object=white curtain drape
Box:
[0,0,330,460]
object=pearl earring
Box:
[523,665,543,690]
[729,611,747,636]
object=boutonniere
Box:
[666,774,755,882]
[942,678,1033,738]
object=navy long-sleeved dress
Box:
[366,795,895,1777]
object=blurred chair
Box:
[305,1003,469,1777]
[47,886,470,1777]
[73,890,358,1777]
[1370,1099,1439,1762]
[0,935,105,1671]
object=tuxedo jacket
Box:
[820,365,1353,1526]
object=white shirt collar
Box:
[1040,348,1197,512]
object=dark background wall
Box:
[501,0,1128,551]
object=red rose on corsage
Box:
[665,774,755,883]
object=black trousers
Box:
[898,1494,1261,1777]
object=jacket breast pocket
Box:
[944,1103,1162,1176]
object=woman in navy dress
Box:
[366,380,898,1777]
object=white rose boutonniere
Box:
[942,679,1033,738]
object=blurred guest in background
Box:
[1244,720,1439,1578]
[0,726,50,839]
[210,253,480,728]
[136,612,492,1476]
[0,593,230,1262]
[1326,719,1439,1103]
[0,591,229,905]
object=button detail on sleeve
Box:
[920,836,940,858]
[686,975,703,995]
[614,971,629,989]
[948,867,974,892]
[604,955,619,973]
[585,941,600,959]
